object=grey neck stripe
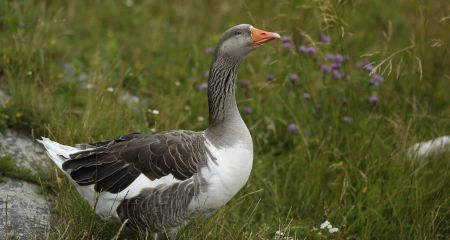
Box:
[207,59,239,127]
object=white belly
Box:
[189,139,253,212]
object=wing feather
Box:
[62,131,208,194]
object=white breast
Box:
[189,139,253,212]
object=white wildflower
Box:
[318,220,339,234]
[150,128,157,132]
[107,87,114,92]
[320,220,331,229]
[184,106,191,111]
[148,109,160,115]
[275,230,284,237]
[84,83,94,89]
[329,227,339,233]
[175,81,181,86]
[197,116,204,122]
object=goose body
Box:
[39,24,279,239]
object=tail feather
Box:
[37,137,81,170]
[37,137,135,220]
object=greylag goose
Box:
[38,24,280,239]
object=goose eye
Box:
[235,31,241,36]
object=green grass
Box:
[1,0,449,239]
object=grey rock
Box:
[0,129,50,175]
[0,91,52,239]
[0,178,51,239]
[407,136,450,164]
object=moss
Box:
[0,155,56,196]
[0,155,41,184]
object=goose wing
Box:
[62,131,210,193]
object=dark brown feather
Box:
[62,131,209,194]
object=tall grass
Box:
[0,0,449,239]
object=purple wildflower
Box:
[331,63,341,70]
[289,73,299,82]
[287,123,297,132]
[266,74,274,81]
[239,79,251,88]
[356,59,369,68]
[369,95,379,105]
[320,65,331,74]
[197,82,208,91]
[298,45,315,54]
[334,54,345,62]
[363,63,374,72]
[243,106,253,114]
[306,46,316,54]
[282,42,292,49]
[370,74,384,86]
[320,34,330,43]
[303,92,312,100]
[205,47,214,54]
[332,70,342,79]
[281,35,291,43]
[298,45,308,53]
[341,116,353,124]
[326,53,335,61]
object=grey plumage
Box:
[116,176,200,233]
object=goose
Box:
[38,24,280,239]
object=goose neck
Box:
[206,59,241,128]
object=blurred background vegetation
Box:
[0,0,449,239]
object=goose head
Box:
[214,24,280,62]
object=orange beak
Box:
[250,26,280,46]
